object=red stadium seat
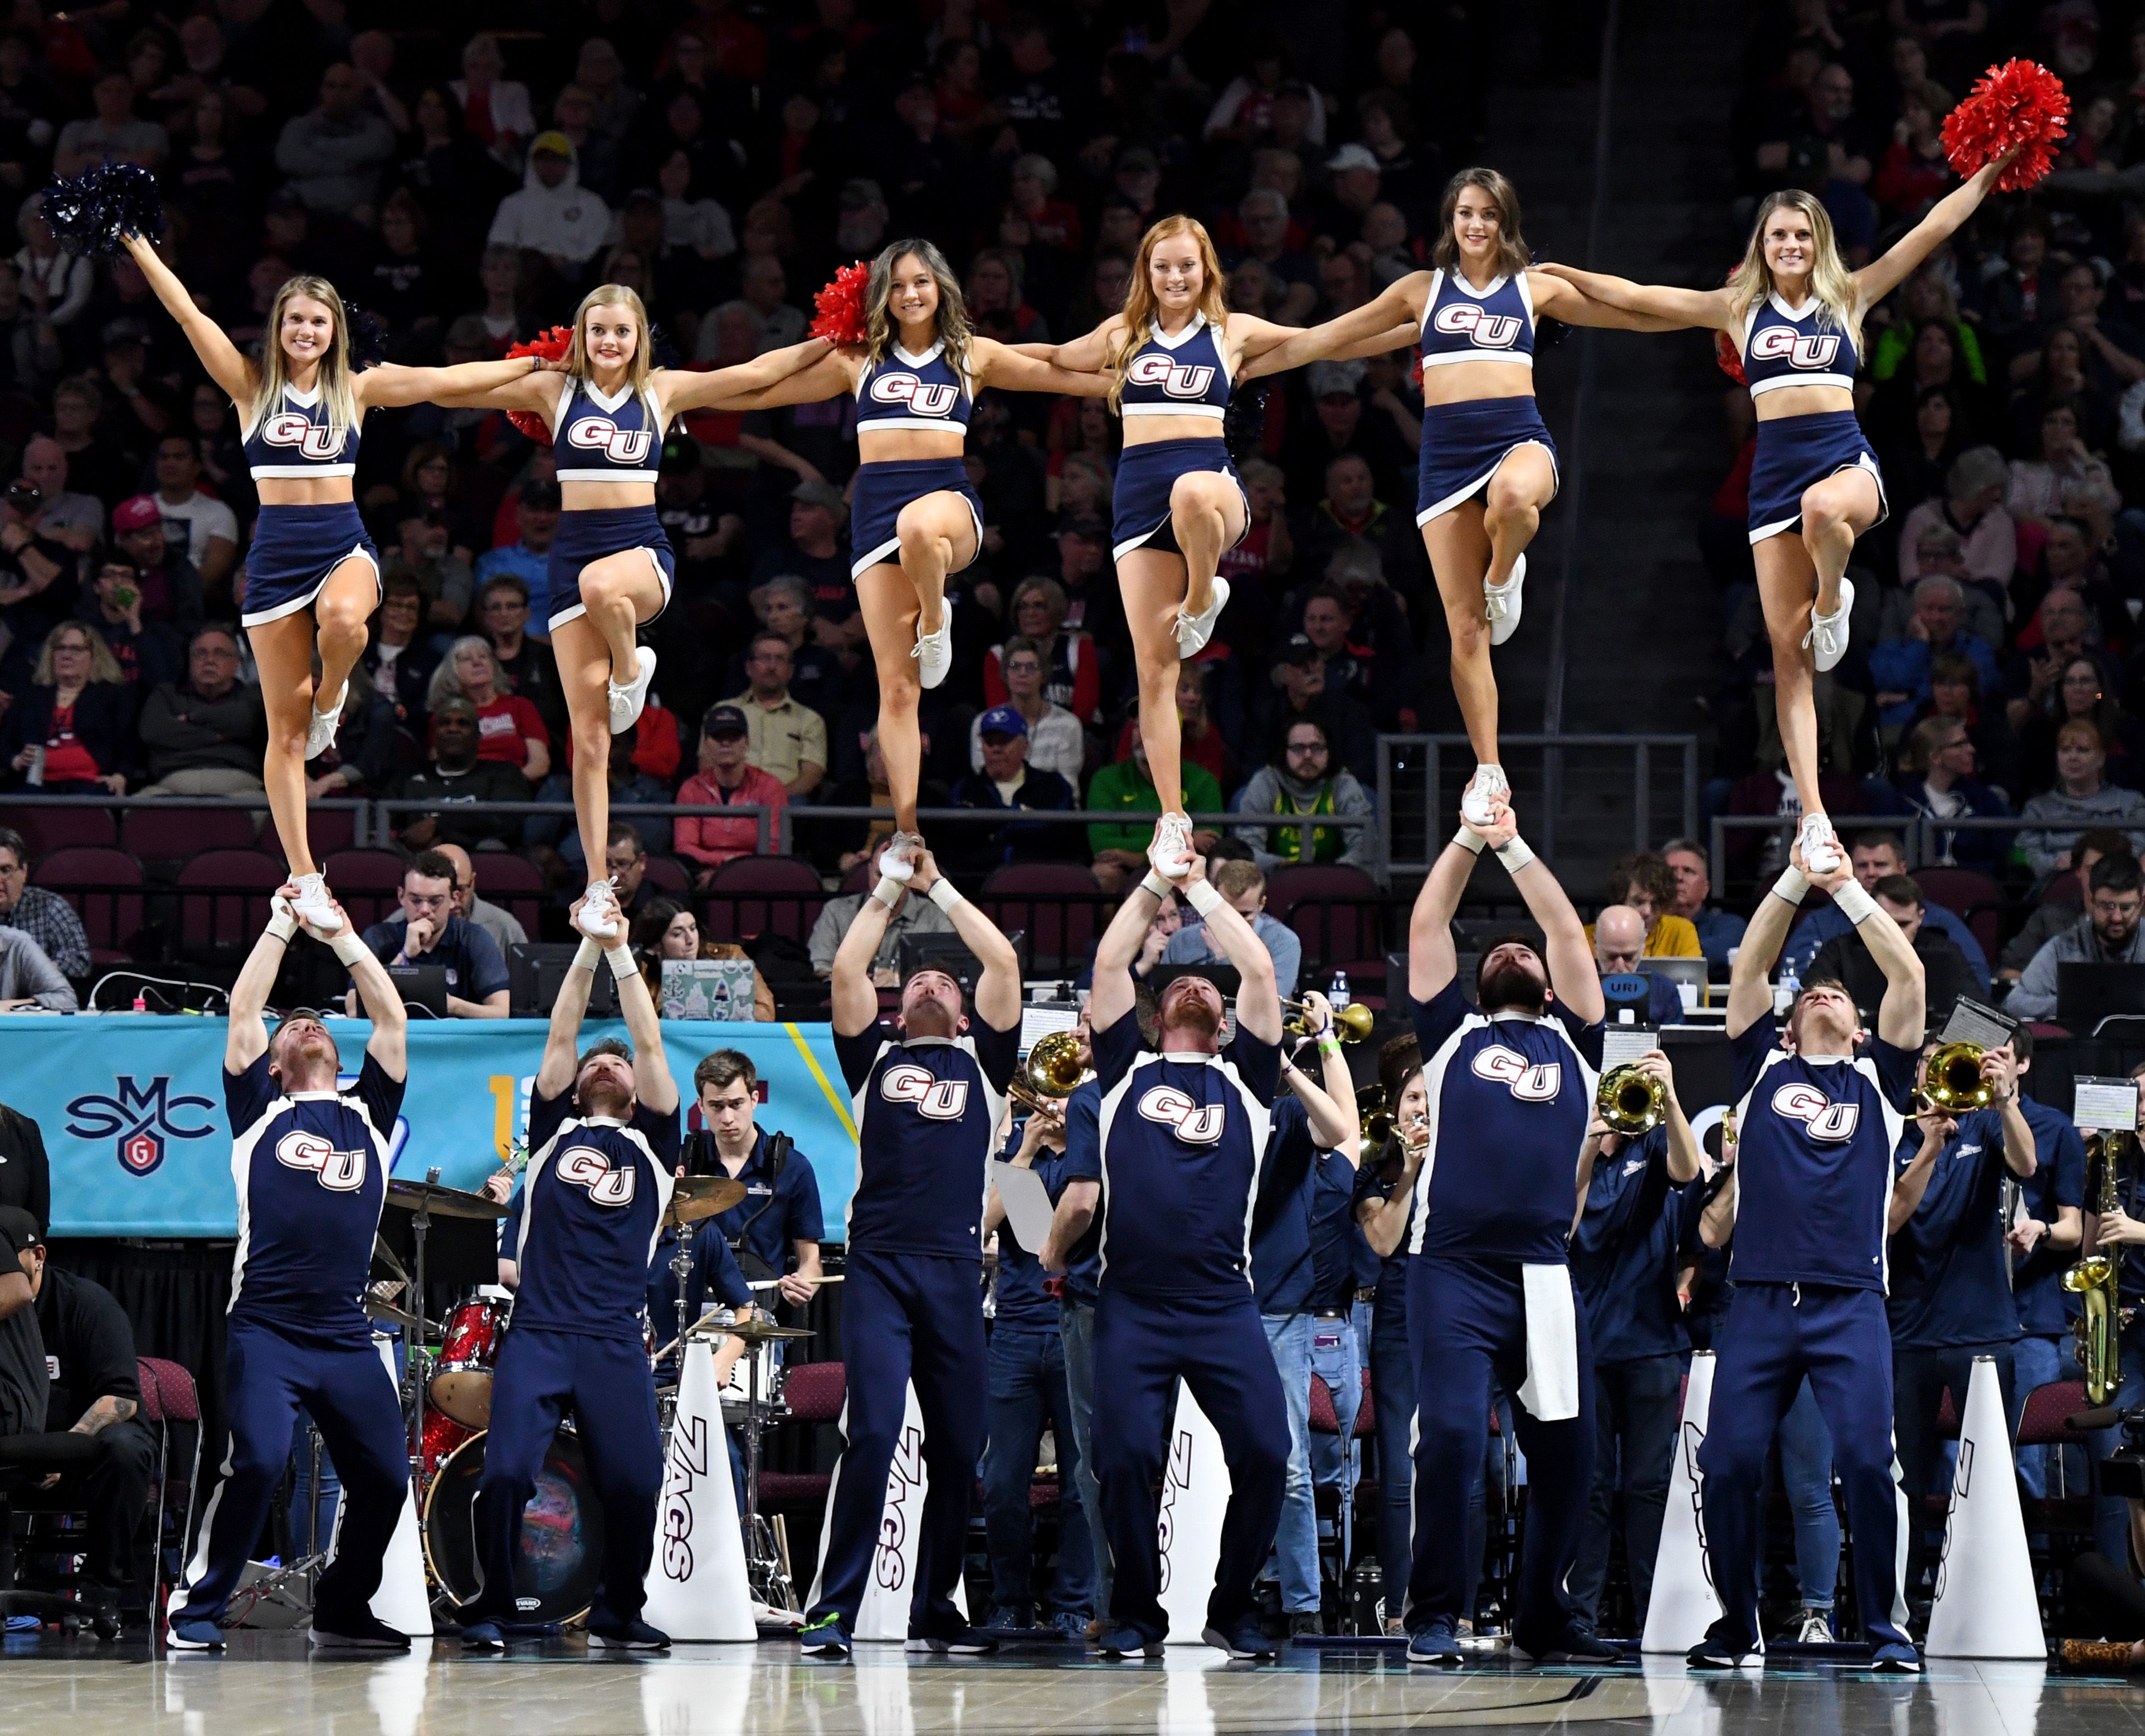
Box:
[175,850,290,954]
[1913,867,2002,964]
[700,854,825,944]
[324,849,412,932]
[2,802,115,856]
[259,805,358,862]
[757,1360,845,1511]
[981,863,1102,973]
[123,804,261,866]
[32,845,143,960]
[641,854,691,899]
[135,1357,202,1601]
[1266,864,1383,972]
[471,850,545,937]
[838,861,875,896]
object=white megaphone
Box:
[1157,1381,1233,1644]
[1641,1350,1722,1655]
[1925,1356,2044,1660]
[642,1338,757,1641]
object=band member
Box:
[1401,801,1612,1666]
[1693,843,1925,1671]
[677,1049,827,1301]
[462,899,680,1650]
[1536,153,2014,872]
[123,235,545,930]
[1084,851,1291,1661]
[799,851,1022,1659]
[167,895,410,1652]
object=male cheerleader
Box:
[799,853,1022,1659]
[463,899,679,1650]
[1402,802,1613,1666]
[1086,851,1292,1661]
[1693,843,1924,1672]
[168,895,410,1652]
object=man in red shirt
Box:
[676,704,788,886]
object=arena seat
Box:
[122,805,260,867]
[838,861,874,896]
[3,803,115,856]
[32,846,143,962]
[699,854,825,944]
[135,1357,202,1603]
[471,850,545,937]
[981,864,1102,974]
[756,1360,844,1513]
[1267,863,1384,979]
[259,806,357,862]
[175,850,290,956]
[1913,867,2002,963]
[641,854,691,899]
[323,849,412,932]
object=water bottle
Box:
[1328,969,1351,1010]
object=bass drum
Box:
[422,1425,604,1622]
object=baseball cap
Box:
[1282,632,1321,666]
[0,1205,41,1253]
[113,494,162,532]
[1325,143,1380,175]
[978,705,1028,739]
[518,478,562,510]
[703,703,750,740]
[531,130,574,158]
[1308,359,1367,399]
[791,477,844,511]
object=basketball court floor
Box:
[2,1635,2136,1735]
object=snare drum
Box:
[422,1424,603,1622]
[431,1297,509,1428]
[718,1338,787,1417]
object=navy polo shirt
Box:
[691,1128,828,1271]
[2012,1099,2086,1338]
[1250,1096,1317,1314]
[1888,1108,2024,1350]
[355,913,510,1006]
[989,1121,1063,1329]
[1308,1152,1363,1309]
[1353,1154,1415,1300]
[1049,1079,1105,1308]
[1570,1127,1704,1366]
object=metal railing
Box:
[0,792,373,845]
[1704,813,2037,890]
[373,798,776,856]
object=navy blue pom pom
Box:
[42,162,164,256]
[647,321,682,371]
[344,305,387,372]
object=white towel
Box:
[1517,1263,1581,1422]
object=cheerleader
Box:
[124,235,549,932]
[1239,169,1679,830]
[424,285,831,937]
[1536,153,2014,871]
[705,240,1107,878]
[1027,216,1323,874]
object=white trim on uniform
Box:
[239,542,382,628]
[1746,450,1885,548]
[1414,440,1558,528]
[852,490,984,578]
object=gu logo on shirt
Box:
[1125,354,1217,399]
[1470,1046,1563,1101]
[567,418,655,464]
[1769,1082,1860,1141]
[881,1062,970,1120]
[870,375,959,416]
[1137,1084,1226,1144]
[1747,326,1841,370]
[275,1130,365,1191]
[554,1144,637,1203]
[1432,304,1522,348]
[260,413,346,460]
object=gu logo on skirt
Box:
[555,1144,637,1203]
[1125,354,1216,399]
[880,1062,970,1120]
[1471,1046,1562,1101]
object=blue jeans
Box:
[1261,1311,1320,1612]
[1059,1298,1111,1621]
[1308,1309,1362,1494]
[2013,1333,2063,1500]
[1569,1352,1685,1633]
[1776,1377,1840,1612]
[981,1320,1094,1619]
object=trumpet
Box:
[1281,998,1374,1043]
[1922,1041,1992,1113]
[1596,1064,1666,1135]
[1009,1029,1093,1116]
[1357,1084,1392,1167]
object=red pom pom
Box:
[1941,58,2070,192]
[1715,263,1746,385]
[501,326,573,440]
[808,262,870,348]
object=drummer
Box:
[679,1049,827,1302]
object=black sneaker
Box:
[906,1624,999,1655]
[1286,1611,1324,1642]
[1202,1620,1279,1660]
[1685,1636,1752,1669]
[1513,1625,1621,1664]
[308,1611,411,1651]
[1094,1623,1163,1659]
[1407,1618,1464,1666]
[587,1616,672,1650]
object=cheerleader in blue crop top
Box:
[126,238,548,937]
[1539,158,2013,879]
[706,241,1106,885]
[441,281,836,943]
[1232,170,1683,841]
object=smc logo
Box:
[275,1130,365,1192]
[567,418,654,464]
[260,413,344,460]
[554,1144,636,1204]
[870,374,960,417]
[1137,1085,1226,1144]
[1125,354,1217,399]
[1470,1047,1563,1101]
[1769,1083,1860,1142]
[1432,304,1522,348]
[1747,326,1841,371]
[881,1063,970,1120]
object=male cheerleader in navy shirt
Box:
[1693,842,1924,1672]
[1086,850,1291,1661]
[798,852,1022,1659]
[168,894,410,1652]
[1402,802,1611,1667]
[461,898,679,1650]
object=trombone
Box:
[1281,999,1374,1043]
[1009,1029,1093,1116]
[1596,1064,1666,1135]
[1922,1041,1992,1113]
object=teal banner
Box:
[9,1015,860,1239]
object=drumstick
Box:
[746,1275,845,1289]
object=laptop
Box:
[507,942,619,1019]
[386,963,449,1018]
[2055,962,2145,1027]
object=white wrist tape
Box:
[605,942,637,981]
[1186,879,1225,918]
[265,904,298,943]
[1451,827,1487,856]
[927,879,965,914]
[572,935,604,974]
[1494,836,1536,873]
[329,929,369,967]
[1832,881,1879,926]
[870,876,903,910]
[1140,869,1172,899]
[1770,864,1811,907]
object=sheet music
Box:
[2073,1076,2141,1133]
[1600,1026,1658,1070]
[989,1160,1058,1251]
[1020,1003,1079,1051]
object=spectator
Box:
[1231,718,1374,874]
[2008,854,2145,1022]
[526,730,671,872]
[349,849,510,1019]
[2,620,134,793]
[818,725,948,875]
[633,900,776,1022]
[1894,446,2017,603]
[1291,454,1408,601]
[675,704,789,884]
[1087,719,1224,895]
[2022,656,2145,796]
[2001,831,2133,982]
[0,918,70,1008]
[0,826,86,979]
[1895,715,2012,871]
[1807,875,1977,1022]
[20,436,101,555]
[2006,402,2119,530]
[1601,852,1703,957]
[1293,579,1416,732]
[984,577,1101,725]
[1660,837,1746,968]
[1781,829,1992,988]
[0,477,75,674]
[1868,575,2003,734]
[52,70,166,175]
[1256,632,1378,783]
[436,841,526,955]
[720,632,827,798]
[2005,586,2112,734]
[135,625,265,797]
[454,32,536,168]
[949,705,1080,873]
[472,483,563,632]
[107,495,203,630]
[1230,188,1318,324]
[425,636,550,784]
[305,655,395,802]
[1159,857,1304,999]
[474,573,567,744]
[749,481,859,657]
[2017,721,2145,879]
[485,131,611,271]
[1591,905,1683,1024]
[972,635,1083,782]
[362,569,439,726]
[0,1093,48,1233]
[723,575,845,725]
[148,436,238,598]
[1106,660,1234,796]
[387,696,532,852]
[806,879,955,979]
[274,62,395,218]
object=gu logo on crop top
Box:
[868,374,960,417]
[1431,303,1523,348]
[1769,1082,1860,1141]
[274,1130,365,1191]
[1124,354,1217,398]
[566,418,654,465]
[1747,326,1841,370]
[259,413,348,460]
[553,1144,638,1203]
[1136,1083,1227,1143]
[880,1062,970,1120]
[1471,1046,1563,1100]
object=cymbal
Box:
[686,1315,816,1344]
[384,1177,509,1221]
[365,1295,422,1332]
[665,1174,749,1227]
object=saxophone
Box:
[2064,1132,2132,1406]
